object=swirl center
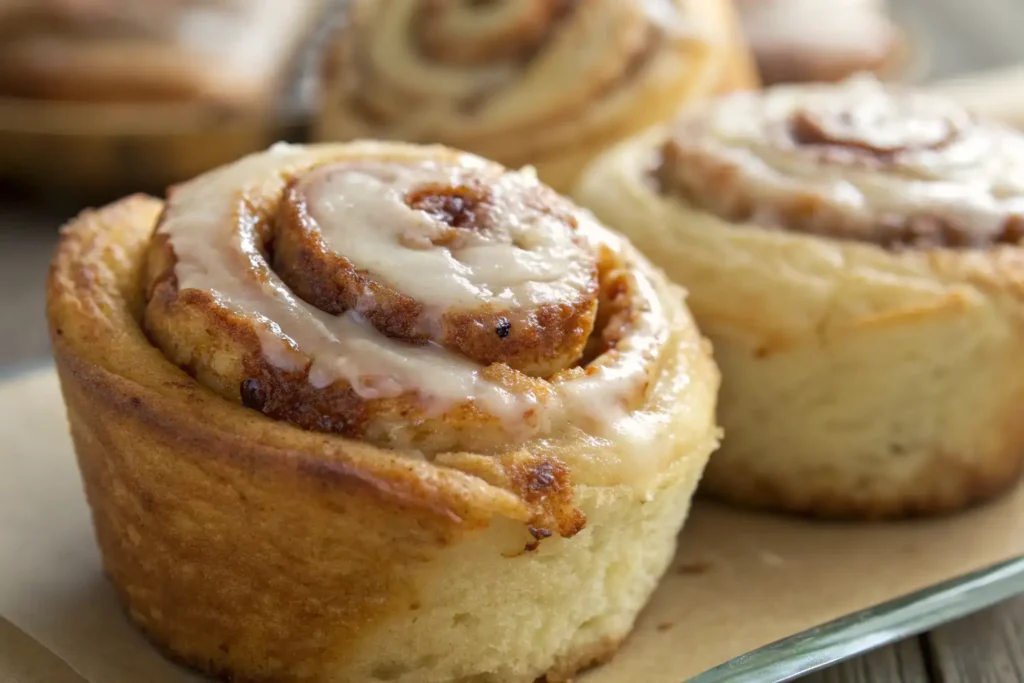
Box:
[405,182,491,245]
[272,160,599,376]
[787,93,969,158]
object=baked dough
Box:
[575,76,1024,518]
[47,141,720,682]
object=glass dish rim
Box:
[688,552,1024,681]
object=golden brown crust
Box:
[541,633,627,683]
[58,347,480,681]
[46,195,528,679]
[706,310,1024,521]
[701,442,1024,520]
[46,196,528,679]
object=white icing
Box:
[157,144,669,442]
[674,77,1024,238]
[298,161,593,311]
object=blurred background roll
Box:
[312,0,759,192]
[0,0,329,196]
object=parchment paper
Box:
[2,366,1023,683]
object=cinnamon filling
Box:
[406,182,492,236]
[786,108,958,159]
[654,78,1024,249]
[270,160,598,376]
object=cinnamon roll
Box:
[47,141,720,682]
[574,75,1024,519]
[0,0,323,105]
[313,0,758,193]
[737,0,903,85]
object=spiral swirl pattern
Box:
[655,76,1024,248]
[143,142,678,471]
[271,159,599,377]
[575,76,1024,519]
[316,0,755,190]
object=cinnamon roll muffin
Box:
[575,76,1024,518]
[314,0,758,192]
[47,141,720,682]
[737,0,903,85]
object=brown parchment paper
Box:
[0,617,90,683]
[2,366,1024,683]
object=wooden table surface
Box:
[3,1,1024,681]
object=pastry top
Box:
[138,141,717,495]
[316,0,754,187]
[656,76,1024,248]
[574,76,1024,347]
[0,0,322,105]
